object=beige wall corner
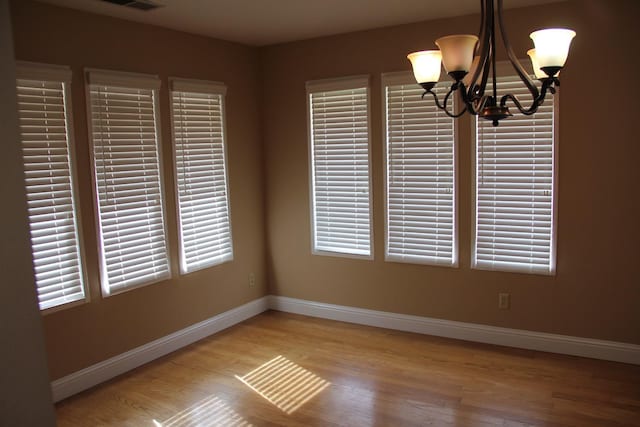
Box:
[0,0,56,425]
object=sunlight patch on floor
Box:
[235,355,330,414]
[152,395,251,427]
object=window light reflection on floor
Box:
[235,355,330,414]
[152,395,252,427]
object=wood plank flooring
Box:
[56,311,640,426]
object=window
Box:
[86,69,170,295]
[170,78,233,273]
[307,75,372,258]
[473,74,557,274]
[383,72,457,266]
[16,62,87,311]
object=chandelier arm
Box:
[473,41,492,101]
[459,82,484,116]
[469,39,491,103]
[469,93,492,116]
[478,0,486,41]
[499,78,556,115]
[499,93,539,116]
[496,0,540,100]
[467,0,493,100]
[444,87,468,118]
[490,0,498,102]
[422,88,467,118]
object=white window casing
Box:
[382,72,457,266]
[16,61,87,312]
[307,75,373,258]
[170,78,233,274]
[473,72,557,275]
[86,68,170,296]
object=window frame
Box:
[169,77,234,274]
[16,61,89,314]
[471,61,559,275]
[381,71,459,267]
[85,68,172,296]
[306,75,374,260]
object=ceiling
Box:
[38,0,561,46]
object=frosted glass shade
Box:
[435,34,478,73]
[407,50,442,84]
[529,28,576,71]
[527,49,560,79]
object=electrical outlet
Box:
[249,273,255,288]
[498,292,510,310]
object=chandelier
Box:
[407,0,575,126]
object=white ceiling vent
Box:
[99,0,162,11]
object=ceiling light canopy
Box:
[407,0,575,126]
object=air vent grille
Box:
[100,0,162,11]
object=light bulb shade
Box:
[407,50,442,84]
[527,48,560,79]
[435,34,478,73]
[529,28,576,72]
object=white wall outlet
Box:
[498,292,510,310]
[249,273,255,288]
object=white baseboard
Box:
[51,294,640,402]
[51,297,270,402]
[268,295,640,366]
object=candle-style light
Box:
[407,50,442,90]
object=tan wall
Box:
[10,0,267,380]
[8,0,640,386]
[261,0,640,345]
[0,0,56,424]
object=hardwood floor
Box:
[56,311,640,426]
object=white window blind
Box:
[170,79,233,273]
[474,75,556,274]
[87,69,170,295]
[383,73,456,265]
[16,62,86,311]
[307,76,372,258]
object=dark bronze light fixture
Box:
[407,0,575,126]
